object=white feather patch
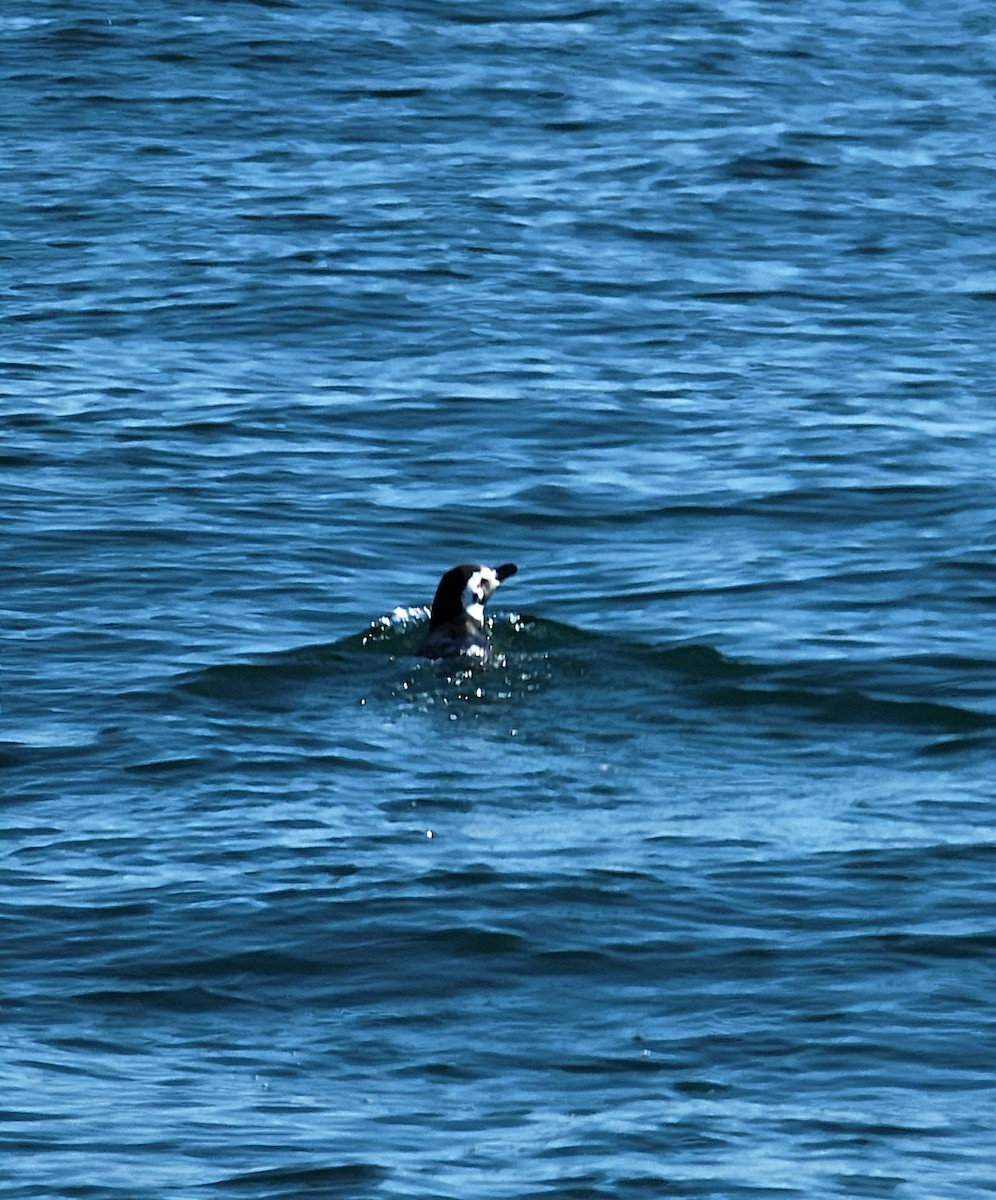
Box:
[461,567,499,621]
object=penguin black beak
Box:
[495,563,517,582]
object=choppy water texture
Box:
[4,1,996,1197]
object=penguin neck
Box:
[428,602,484,632]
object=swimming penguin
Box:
[420,562,518,659]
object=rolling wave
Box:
[172,609,996,747]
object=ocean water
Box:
[4,1,996,1196]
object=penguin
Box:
[419,562,518,659]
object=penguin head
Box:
[429,562,518,628]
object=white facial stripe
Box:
[461,567,499,620]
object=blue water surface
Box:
[4,1,996,1197]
